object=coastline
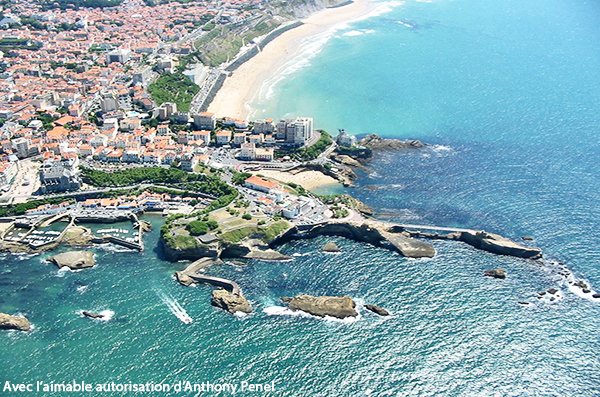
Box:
[207,0,386,119]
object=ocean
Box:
[2,0,600,396]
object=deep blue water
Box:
[2,0,600,396]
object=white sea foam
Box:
[79,309,114,322]
[157,292,193,324]
[342,29,376,37]
[263,305,360,324]
[250,1,404,113]
[76,285,89,294]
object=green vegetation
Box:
[0,198,74,217]
[219,220,290,244]
[40,0,123,10]
[232,171,251,185]
[195,18,280,67]
[81,167,237,204]
[219,226,256,244]
[241,213,252,220]
[0,37,42,51]
[170,235,201,250]
[277,131,333,161]
[186,219,218,236]
[259,220,290,242]
[148,73,199,112]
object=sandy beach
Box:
[252,170,341,191]
[208,0,382,119]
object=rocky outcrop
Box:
[0,313,31,331]
[323,242,341,252]
[278,221,435,258]
[49,251,95,269]
[82,311,106,320]
[175,271,194,286]
[238,248,291,261]
[484,268,507,279]
[331,154,363,167]
[365,304,390,316]
[359,134,426,150]
[159,237,220,261]
[211,289,252,314]
[453,231,542,259]
[61,225,94,246]
[281,294,358,319]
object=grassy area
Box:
[170,235,201,250]
[220,226,257,244]
[276,131,333,161]
[148,72,199,112]
[195,18,280,67]
[259,220,290,242]
[219,220,290,244]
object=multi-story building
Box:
[276,117,314,146]
[180,153,198,172]
[157,102,177,120]
[215,130,231,145]
[39,158,81,194]
[106,48,131,64]
[233,132,247,146]
[193,112,216,131]
[192,130,211,145]
[11,137,30,159]
[253,119,274,134]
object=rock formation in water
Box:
[0,313,31,331]
[322,241,341,252]
[484,268,507,279]
[49,251,95,269]
[453,231,542,259]
[364,304,390,316]
[211,289,253,314]
[81,311,106,320]
[281,294,358,319]
[359,134,426,150]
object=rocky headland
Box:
[0,313,31,332]
[281,294,358,319]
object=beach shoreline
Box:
[251,169,342,191]
[207,0,387,120]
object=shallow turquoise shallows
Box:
[2,0,600,396]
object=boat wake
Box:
[157,292,193,324]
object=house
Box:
[233,132,247,146]
[180,153,198,171]
[193,112,216,130]
[215,130,231,145]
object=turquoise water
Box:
[2,0,600,395]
